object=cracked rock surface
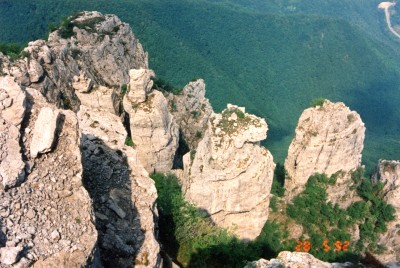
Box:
[181,104,275,240]
[0,79,98,267]
[284,100,365,202]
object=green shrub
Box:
[121,84,128,94]
[287,171,396,261]
[20,50,30,59]
[270,196,278,212]
[191,110,200,118]
[310,97,326,107]
[125,136,135,147]
[190,150,196,161]
[0,43,24,61]
[57,16,75,39]
[271,163,286,197]
[235,109,245,119]
[195,130,202,138]
[170,100,177,112]
[71,48,81,59]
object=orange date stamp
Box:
[295,240,350,252]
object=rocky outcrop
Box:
[0,77,26,190]
[168,79,213,150]
[246,252,354,268]
[0,12,162,267]
[372,160,400,265]
[181,104,275,240]
[7,11,147,111]
[77,84,161,267]
[284,100,365,201]
[123,75,179,173]
[0,79,98,267]
[126,69,155,104]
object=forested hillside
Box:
[1,0,399,171]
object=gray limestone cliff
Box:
[284,100,365,204]
[181,104,275,240]
[372,160,400,265]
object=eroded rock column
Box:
[123,69,178,173]
[182,104,275,240]
[284,100,365,201]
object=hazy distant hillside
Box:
[1,0,399,171]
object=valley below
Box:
[0,1,399,267]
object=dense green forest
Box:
[1,0,400,171]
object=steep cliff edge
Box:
[372,160,400,264]
[0,11,162,267]
[181,104,275,240]
[284,100,365,203]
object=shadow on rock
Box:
[81,134,143,267]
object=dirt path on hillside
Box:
[379,2,400,39]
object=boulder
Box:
[0,246,23,265]
[30,107,60,158]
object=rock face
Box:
[246,252,354,268]
[0,77,26,190]
[181,104,275,240]
[0,81,98,267]
[124,80,179,173]
[285,100,365,200]
[372,160,400,265]
[77,84,161,267]
[0,12,162,267]
[168,79,213,150]
[9,11,148,111]
[30,107,60,158]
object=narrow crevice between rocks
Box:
[172,129,190,169]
